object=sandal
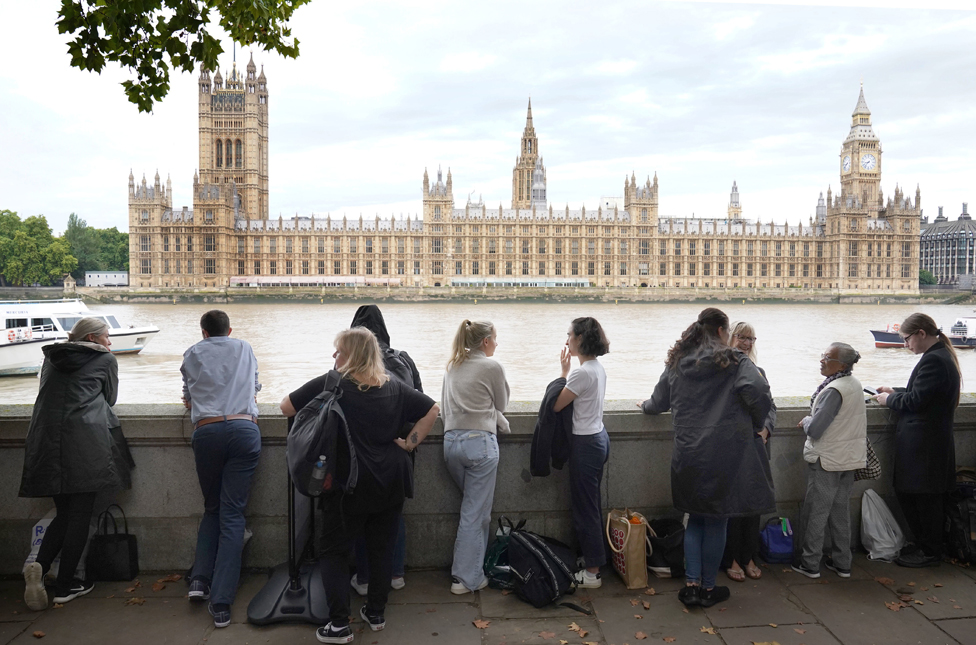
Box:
[744,562,762,580]
[725,567,745,582]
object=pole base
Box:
[246,561,329,626]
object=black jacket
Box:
[887,341,959,494]
[642,348,774,517]
[350,304,423,391]
[20,341,122,498]
[530,377,574,477]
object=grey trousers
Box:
[799,459,856,571]
[443,430,500,590]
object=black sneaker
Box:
[360,605,386,631]
[188,578,210,601]
[52,579,94,603]
[896,551,941,568]
[699,585,731,607]
[678,585,701,607]
[791,563,821,579]
[824,558,851,578]
[209,603,231,628]
[316,622,354,644]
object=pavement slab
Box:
[934,617,976,645]
[480,587,590,619]
[479,616,603,645]
[855,556,976,620]
[0,623,32,645]
[595,569,687,596]
[791,579,957,645]
[385,570,474,604]
[591,593,721,645]
[350,602,481,645]
[718,623,842,645]
[0,582,36,624]
[703,574,814,628]
[204,622,320,644]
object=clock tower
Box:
[839,85,882,212]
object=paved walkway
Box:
[2,554,975,645]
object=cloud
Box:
[585,59,638,76]
[439,52,499,73]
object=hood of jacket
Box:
[350,305,391,346]
[42,341,110,373]
[676,345,742,379]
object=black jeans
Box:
[721,514,761,570]
[36,492,97,588]
[320,495,403,625]
[897,491,946,558]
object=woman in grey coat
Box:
[641,308,774,609]
[20,318,121,611]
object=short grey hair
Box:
[68,317,109,342]
[830,342,860,369]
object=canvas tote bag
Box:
[606,509,648,589]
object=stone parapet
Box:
[2,398,975,574]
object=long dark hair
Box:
[665,307,739,370]
[900,312,962,407]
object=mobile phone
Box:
[863,386,878,396]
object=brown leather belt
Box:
[194,414,258,429]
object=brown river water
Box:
[2,302,974,405]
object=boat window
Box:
[6,318,28,329]
[57,317,83,332]
[31,318,55,330]
[106,316,122,329]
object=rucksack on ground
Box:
[945,482,976,564]
[286,370,358,497]
[483,517,525,590]
[647,517,685,578]
[759,517,794,564]
[507,526,578,608]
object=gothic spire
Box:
[852,83,871,117]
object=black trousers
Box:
[721,514,761,570]
[320,496,403,624]
[36,492,97,588]
[897,491,945,558]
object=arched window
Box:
[215,140,222,167]
[235,140,243,168]
[225,139,233,168]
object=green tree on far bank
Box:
[0,210,78,286]
[919,269,937,285]
[64,213,129,278]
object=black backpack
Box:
[507,527,578,608]
[945,483,976,564]
[286,370,358,497]
[383,347,415,389]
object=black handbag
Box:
[86,504,139,581]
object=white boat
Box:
[1,299,160,376]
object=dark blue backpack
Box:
[760,517,794,563]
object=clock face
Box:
[843,156,851,172]
[860,154,877,170]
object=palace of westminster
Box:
[128,57,921,292]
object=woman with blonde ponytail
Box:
[875,312,962,568]
[441,319,510,594]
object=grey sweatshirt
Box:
[440,350,511,434]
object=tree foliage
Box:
[57,0,311,112]
[0,210,79,286]
[919,269,937,286]
[64,213,129,278]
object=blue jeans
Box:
[190,419,261,606]
[355,516,406,583]
[570,429,610,568]
[685,514,728,589]
[443,430,500,590]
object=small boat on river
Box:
[870,318,976,349]
[1,299,160,376]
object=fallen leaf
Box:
[898,594,914,602]
[634,614,643,619]
[578,629,589,638]
[664,638,676,643]
[133,580,142,587]
[52,603,63,609]
[922,587,929,591]
[568,622,581,632]
[584,642,598,645]
[875,577,895,585]
[644,587,656,595]
[32,632,45,639]
[105,595,115,599]
[472,619,490,629]
[782,568,792,573]
[908,582,916,587]
[719,607,727,612]
[501,589,512,595]
[642,600,650,610]
[151,582,166,592]
[885,601,907,612]
[124,597,146,606]
[935,583,943,587]
[795,628,807,634]
[768,623,777,628]
[954,605,963,609]
[124,587,137,593]
[700,626,717,634]
[635,631,648,640]
[157,574,182,583]
[928,596,940,603]
[559,641,568,645]
[539,631,556,640]
[914,600,924,605]
[630,598,640,606]
[682,607,689,613]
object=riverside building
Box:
[128,65,920,293]
[919,204,976,285]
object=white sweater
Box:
[440,350,511,434]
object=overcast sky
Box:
[1,0,974,234]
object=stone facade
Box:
[128,73,920,293]
[920,204,976,284]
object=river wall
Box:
[2,398,975,575]
[74,285,955,305]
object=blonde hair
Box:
[334,327,390,391]
[447,319,495,370]
[68,317,109,343]
[729,321,757,363]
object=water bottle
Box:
[309,455,327,496]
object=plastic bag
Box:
[861,489,904,562]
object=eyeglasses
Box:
[820,353,842,363]
[900,330,918,342]
[735,335,757,343]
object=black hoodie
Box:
[350,305,423,391]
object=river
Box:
[1,302,974,405]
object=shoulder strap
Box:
[323,369,342,396]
